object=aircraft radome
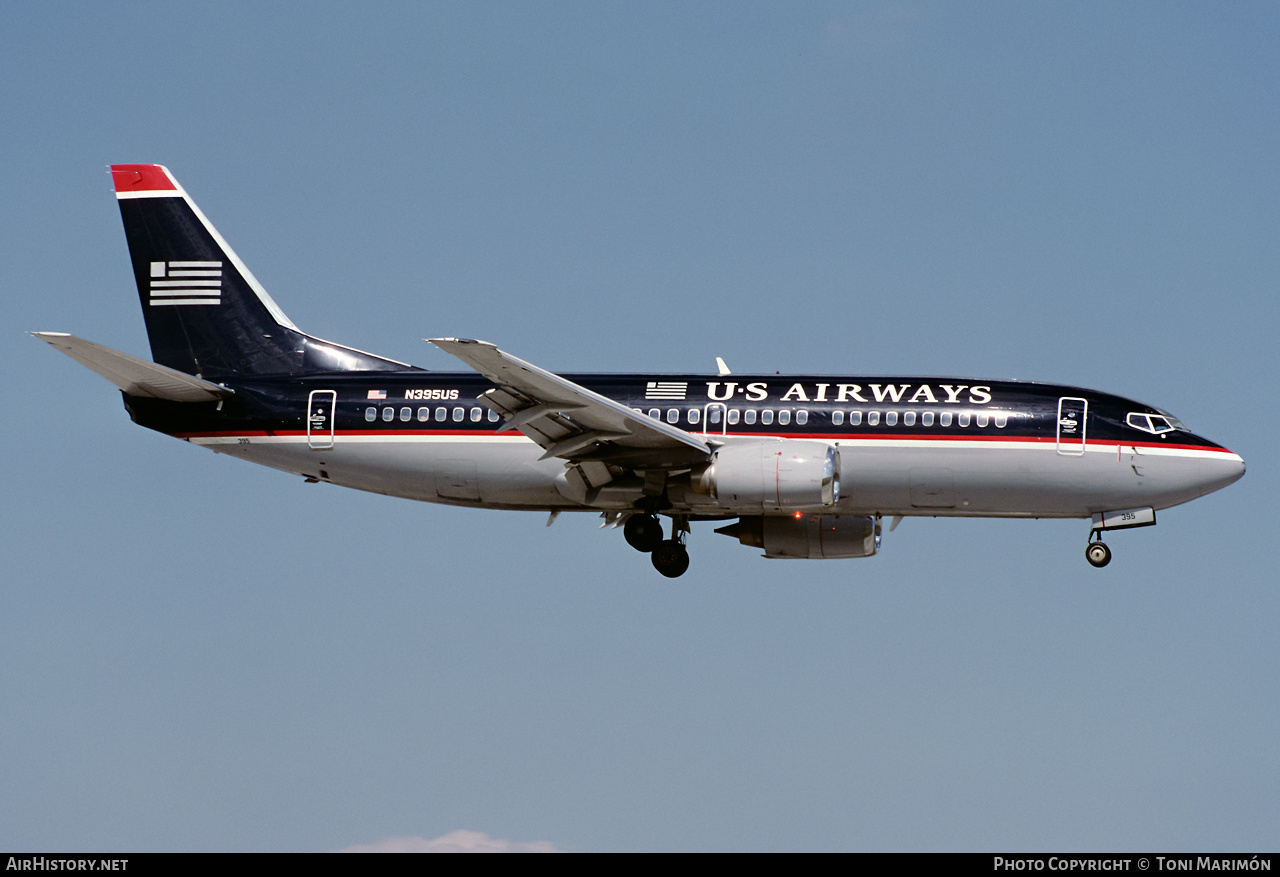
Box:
[34,165,1246,577]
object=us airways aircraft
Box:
[35,164,1245,577]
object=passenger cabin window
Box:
[452,407,464,422]
[727,410,740,425]
[688,409,700,425]
[365,407,377,422]
[867,411,880,426]
[958,412,971,427]
[435,406,447,421]
[382,407,394,422]
[995,413,1007,428]
[709,408,722,424]
[796,410,808,425]
[849,411,862,426]
[832,410,844,426]
[940,411,953,427]
[667,409,679,424]
[470,407,482,422]
[761,410,774,425]
[488,410,500,423]
[648,408,660,420]
[885,411,898,427]
[778,410,791,425]
[976,413,989,428]
[922,411,934,426]
[418,407,430,422]
[903,411,916,426]
[400,407,411,422]
[744,410,757,425]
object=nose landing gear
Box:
[1084,507,1155,568]
[1085,539,1112,568]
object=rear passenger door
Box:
[307,390,337,450]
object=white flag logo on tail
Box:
[645,381,688,400]
[148,261,222,306]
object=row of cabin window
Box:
[363,404,1012,430]
[635,408,811,426]
[636,407,1011,429]
[365,405,500,424]
[834,409,1010,428]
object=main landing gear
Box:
[651,540,690,578]
[623,513,691,578]
[623,513,663,553]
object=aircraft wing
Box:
[430,338,711,469]
[32,332,232,402]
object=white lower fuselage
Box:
[192,432,1244,520]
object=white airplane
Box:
[35,164,1245,577]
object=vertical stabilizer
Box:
[111,164,409,378]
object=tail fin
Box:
[111,164,410,378]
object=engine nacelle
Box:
[716,515,879,559]
[694,440,839,511]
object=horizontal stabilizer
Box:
[32,333,232,402]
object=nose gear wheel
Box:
[1085,540,1112,568]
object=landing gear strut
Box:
[1085,538,1112,568]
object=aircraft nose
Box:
[1197,449,1245,497]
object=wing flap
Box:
[429,338,709,468]
[32,332,232,402]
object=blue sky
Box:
[2,2,1276,852]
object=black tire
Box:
[1085,541,1112,568]
[624,514,663,553]
[651,540,690,578]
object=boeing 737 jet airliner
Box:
[35,165,1245,577]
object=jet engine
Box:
[693,440,839,511]
[716,515,879,559]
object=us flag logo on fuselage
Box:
[645,381,687,400]
[148,260,222,306]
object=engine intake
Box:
[694,440,839,511]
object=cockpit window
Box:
[1126,412,1178,435]
[1154,408,1188,431]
